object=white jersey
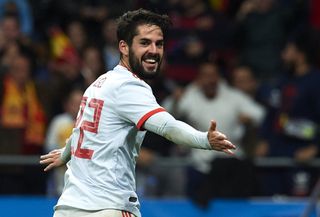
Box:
[55,65,165,217]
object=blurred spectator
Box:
[49,26,104,87]
[235,0,294,81]
[47,27,104,117]
[176,61,264,206]
[230,65,272,106]
[0,2,49,80]
[66,20,88,55]
[48,26,81,80]
[230,65,271,157]
[0,0,33,37]
[46,26,82,116]
[0,40,20,73]
[0,55,46,155]
[79,0,131,37]
[0,14,31,47]
[170,0,214,31]
[0,14,35,74]
[162,82,185,118]
[101,18,119,71]
[166,34,210,84]
[256,31,320,196]
[30,0,131,41]
[0,56,46,195]
[1,14,20,43]
[45,87,83,196]
[164,0,236,84]
[231,65,258,98]
[80,45,105,87]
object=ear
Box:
[119,40,129,57]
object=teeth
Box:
[145,59,156,63]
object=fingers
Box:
[208,128,236,152]
[208,130,227,141]
[44,163,55,172]
[209,120,217,132]
[40,154,52,160]
[40,156,61,172]
[40,150,62,172]
[40,150,60,160]
[224,140,236,149]
[210,140,236,151]
[222,149,235,156]
[207,122,237,155]
[39,157,56,165]
[208,133,233,147]
[40,154,58,162]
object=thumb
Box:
[209,120,216,132]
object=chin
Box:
[140,71,159,79]
[138,66,160,79]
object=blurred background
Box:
[0,0,320,216]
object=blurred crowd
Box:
[0,0,320,206]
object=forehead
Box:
[200,64,218,74]
[234,67,252,77]
[135,24,163,39]
[14,57,29,66]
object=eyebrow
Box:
[139,38,164,43]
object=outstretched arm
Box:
[143,111,236,155]
[40,137,72,171]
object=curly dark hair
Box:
[116,8,171,46]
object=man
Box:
[256,32,320,196]
[40,9,235,217]
[175,61,264,205]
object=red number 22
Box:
[73,97,104,159]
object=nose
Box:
[148,43,157,54]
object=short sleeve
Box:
[116,80,165,130]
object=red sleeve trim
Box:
[136,107,166,130]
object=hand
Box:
[207,120,236,155]
[254,140,269,157]
[137,148,155,167]
[40,149,65,172]
[238,113,252,124]
[294,145,318,162]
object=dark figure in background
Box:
[235,0,296,81]
[256,31,320,196]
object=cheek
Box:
[130,47,143,59]
[159,49,164,57]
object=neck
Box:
[295,62,310,76]
[119,59,131,72]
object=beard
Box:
[128,49,162,79]
[282,61,296,76]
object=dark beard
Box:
[128,49,162,79]
[282,61,296,76]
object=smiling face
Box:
[119,24,164,79]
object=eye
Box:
[140,40,150,46]
[156,41,164,48]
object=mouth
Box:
[142,56,160,71]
